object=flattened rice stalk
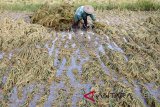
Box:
[86,14,160,106]
[100,51,127,74]
[0,18,50,52]
[58,48,75,66]
[3,52,54,93]
[141,85,160,106]
[124,53,160,83]
[145,16,160,27]
[82,60,109,83]
[0,18,57,94]
[93,22,116,36]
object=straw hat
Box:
[83,5,94,14]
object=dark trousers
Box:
[72,17,87,31]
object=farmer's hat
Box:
[83,5,94,14]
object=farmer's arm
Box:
[89,14,96,21]
[74,14,80,22]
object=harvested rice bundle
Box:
[3,46,55,93]
[145,16,160,27]
[31,3,74,31]
[82,60,108,83]
[0,17,56,94]
[0,18,50,52]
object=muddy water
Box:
[0,52,4,59]
[0,31,160,106]
[144,83,160,102]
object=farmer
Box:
[72,5,96,31]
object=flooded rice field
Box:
[0,10,160,107]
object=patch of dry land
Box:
[0,9,160,107]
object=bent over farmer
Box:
[72,5,96,31]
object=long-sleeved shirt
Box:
[74,6,96,22]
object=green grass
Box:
[0,0,160,12]
[120,0,160,11]
[0,3,42,12]
[75,2,119,10]
[87,0,160,11]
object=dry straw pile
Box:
[31,3,74,31]
[31,3,110,32]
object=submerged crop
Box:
[0,8,160,107]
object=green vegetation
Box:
[79,0,160,11]
[0,0,160,12]
[120,0,160,11]
[0,3,42,12]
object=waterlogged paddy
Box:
[0,10,160,107]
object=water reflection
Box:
[56,58,67,77]
[8,52,13,59]
[44,82,64,107]
[134,84,148,107]
[54,49,59,67]
[0,52,4,59]
[9,84,35,107]
[108,42,124,53]
[144,83,160,103]
[45,38,57,56]
[98,45,105,55]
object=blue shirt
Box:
[74,6,96,22]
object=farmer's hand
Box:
[91,21,96,29]
[93,20,96,24]
[92,25,95,29]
